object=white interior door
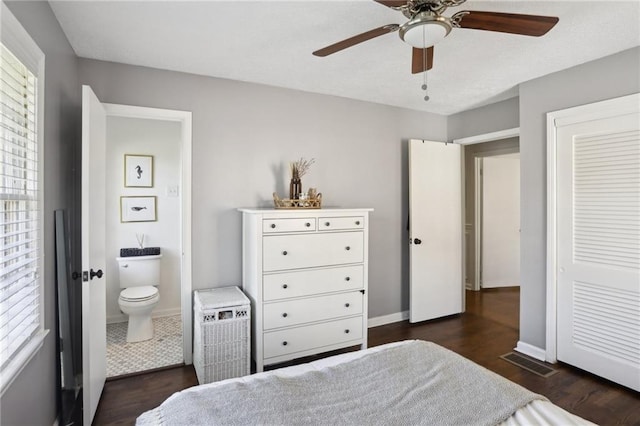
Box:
[481,154,520,288]
[556,102,640,391]
[409,139,463,323]
[81,85,107,423]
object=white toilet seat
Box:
[120,286,158,302]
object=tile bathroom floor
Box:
[107,315,183,378]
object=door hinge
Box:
[82,271,89,282]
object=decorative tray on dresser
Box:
[237,207,373,372]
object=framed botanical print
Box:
[124,154,153,187]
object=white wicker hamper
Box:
[193,286,250,384]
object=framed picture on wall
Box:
[124,154,154,187]
[121,196,157,222]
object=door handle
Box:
[90,268,103,280]
[413,238,422,245]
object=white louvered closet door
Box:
[556,108,640,392]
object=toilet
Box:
[116,254,162,342]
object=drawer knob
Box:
[345,246,351,251]
[344,329,350,334]
[345,303,350,308]
[270,223,276,229]
[305,222,311,227]
[325,221,330,226]
[355,221,360,225]
[282,341,288,346]
[282,284,288,289]
[282,313,288,318]
[345,276,351,282]
[282,250,288,256]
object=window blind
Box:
[0,43,41,371]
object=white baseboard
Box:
[107,315,126,324]
[107,307,182,324]
[515,341,546,361]
[368,310,409,328]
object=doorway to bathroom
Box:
[81,87,193,423]
[102,106,192,378]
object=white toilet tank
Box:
[116,254,162,288]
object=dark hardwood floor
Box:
[94,288,640,425]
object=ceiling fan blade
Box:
[412,47,433,74]
[374,0,407,8]
[455,11,558,36]
[313,24,399,57]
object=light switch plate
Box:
[167,185,179,197]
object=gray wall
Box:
[518,46,640,348]
[2,1,80,425]
[448,97,519,141]
[77,58,448,319]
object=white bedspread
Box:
[137,340,593,426]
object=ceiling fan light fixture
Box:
[399,12,452,48]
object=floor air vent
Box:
[500,352,558,378]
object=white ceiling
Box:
[49,0,640,115]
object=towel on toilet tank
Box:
[120,247,161,257]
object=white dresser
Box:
[238,208,372,372]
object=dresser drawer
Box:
[263,218,316,233]
[263,291,363,330]
[318,216,364,231]
[263,232,363,271]
[263,316,363,359]
[263,265,363,301]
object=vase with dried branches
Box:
[289,157,315,199]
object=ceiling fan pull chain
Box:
[422,70,429,102]
[421,26,429,102]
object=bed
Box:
[137,340,594,425]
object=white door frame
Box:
[453,127,520,146]
[454,127,520,293]
[473,157,482,291]
[104,103,193,364]
[545,93,640,364]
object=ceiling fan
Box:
[312,0,559,74]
